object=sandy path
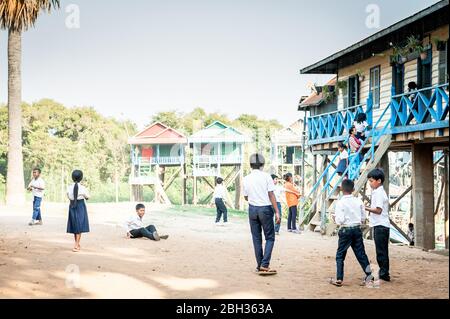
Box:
[0,202,448,299]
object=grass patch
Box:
[169,205,248,219]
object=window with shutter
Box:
[438,41,448,85]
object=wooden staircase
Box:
[306,134,392,235]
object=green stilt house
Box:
[188,121,251,209]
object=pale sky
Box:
[0,0,439,129]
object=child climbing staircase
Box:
[301,104,392,235]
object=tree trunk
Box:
[6,30,25,206]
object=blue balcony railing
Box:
[133,156,184,165]
[307,94,373,146]
[390,84,449,135]
[307,84,449,145]
[193,154,242,164]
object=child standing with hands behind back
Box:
[67,170,90,252]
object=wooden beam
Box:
[163,167,182,191]
[390,185,413,208]
[434,176,445,216]
[444,151,449,249]
[390,218,411,244]
[234,165,242,210]
[193,176,197,205]
[224,166,239,187]
[202,176,215,191]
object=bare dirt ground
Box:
[0,202,448,299]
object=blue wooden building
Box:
[299,0,449,250]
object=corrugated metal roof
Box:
[300,0,449,74]
[188,121,251,143]
[128,122,188,145]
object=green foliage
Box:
[0,99,136,203]
[0,101,283,203]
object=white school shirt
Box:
[339,149,349,161]
[334,195,366,226]
[369,186,390,228]
[242,169,275,207]
[67,183,90,200]
[354,121,368,133]
[213,184,226,199]
[124,214,145,232]
[28,177,45,198]
[273,184,284,203]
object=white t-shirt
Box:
[67,183,90,201]
[334,195,366,226]
[123,214,145,232]
[273,184,284,203]
[339,149,349,160]
[354,121,368,133]
[28,177,45,198]
[242,169,275,206]
[369,186,390,228]
[213,184,226,199]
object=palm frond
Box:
[0,0,60,31]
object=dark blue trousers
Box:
[32,196,42,220]
[336,226,372,281]
[249,205,275,268]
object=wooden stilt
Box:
[412,143,434,251]
[182,164,187,205]
[235,165,242,210]
[320,155,328,231]
[312,155,317,216]
[444,151,449,249]
[193,176,198,205]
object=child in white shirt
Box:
[124,203,169,241]
[27,168,45,226]
[353,113,369,141]
[213,177,231,225]
[336,142,349,177]
[243,153,280,275]
[365,168,391,282]
[330,179,372,287]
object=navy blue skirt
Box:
[67,200,90,234]
[336,158,348,174]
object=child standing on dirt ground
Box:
[124,203,169,241]
[213,177,231,225]
[27,167,45,226]
[271,174,284,235]
[284,173,301,233]
[330,179,372,287]
[407,223,415,246]
[365,168,391,282]
[243,153,280,276]
[67,170,90,252]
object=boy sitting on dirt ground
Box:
[124,203,169,241]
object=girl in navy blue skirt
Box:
[336,142,349,178]
[67,170,90,252]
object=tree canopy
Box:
[0,101,284,202]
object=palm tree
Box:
[0,0,60,205]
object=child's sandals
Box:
[258,267,277,276]
[72,245,81,252]
[329,278,343,287]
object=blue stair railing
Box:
[301,83,449,227]
[300,94,373,220]
[301,94,390,226]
